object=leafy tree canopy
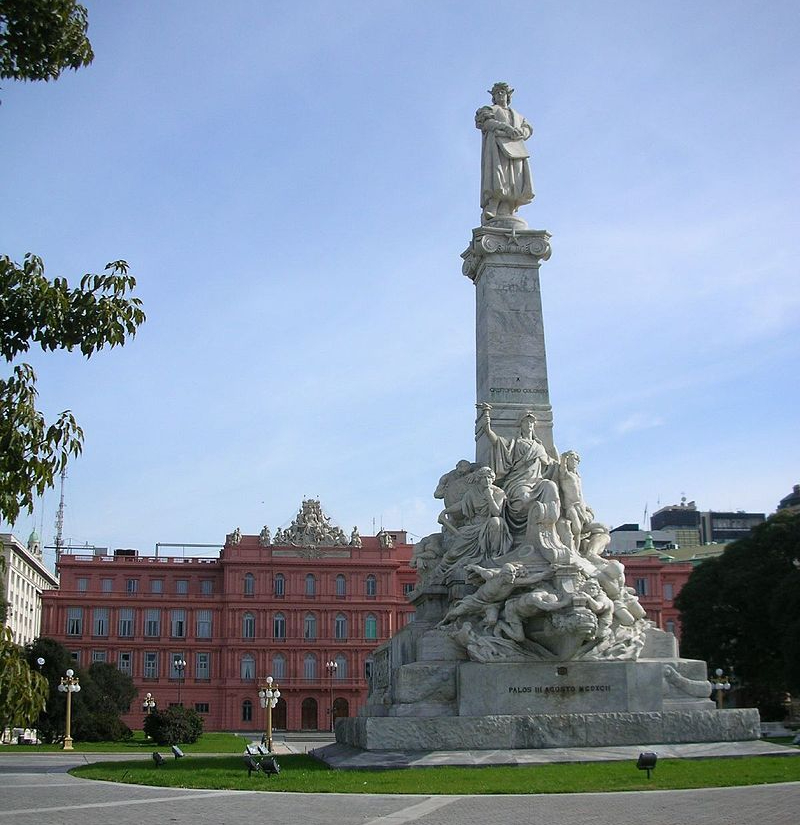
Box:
[0,0,93,83]
[675,510,800,719]
[143,705,204,745]
[25,638,136,742]
[0,626,49,733]
[0,255,145,524]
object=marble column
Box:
[461,226,553,466]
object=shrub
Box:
[143,705,204,745]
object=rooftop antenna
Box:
[643,502,649,531]
[54,466,67,564]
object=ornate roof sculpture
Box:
[274,499,349,547]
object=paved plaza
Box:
[1,749,798,825]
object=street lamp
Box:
[258,676,281,753]
[326,660,338,732]
[57,669,81,750]
[174,658,187,706]
[713,668,732,709]
[142,692,157,714]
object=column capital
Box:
[461,226,552,283]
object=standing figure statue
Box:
[476,82,534,226]
[477,407,561,545]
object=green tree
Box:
[25,639,136,742]
[1,2,145,525]
[676,510,800,719]
[0,626,49,735]
[0,255,145,523]
[0,0,93,83]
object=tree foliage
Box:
[0,255,145,524]
[0,0,93,83]
[25,638,135,742]
[0,626,49,734]
[676,510,800,719]
[143,705,204,745]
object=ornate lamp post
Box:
[713,668,732,709]
[57,669,81,750]
[174,658,187,706]
[325,659,338,732]
[142,692,157,715]
[258,676,280,752]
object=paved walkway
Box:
[1,751,798,825]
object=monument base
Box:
[343,617,761,752]
[338,708,760,751]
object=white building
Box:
[1,532,59,645]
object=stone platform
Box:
[337,708,760,751]
[314,738,797,769]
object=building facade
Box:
[40,506,415,733]
[1,531,59,646]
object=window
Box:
[92,650,107,663]
[335,613,348,640]
[303,613,317,640]
[194,702,210,714]
[241,653,255,680]
[171,609,186,638]
[366,575,377,597]
[200,580,213,595]
[170,653,187,679]
[243,612,255,639]
[303,654,316,680]
[365,658,374,681]
[335,654,347,679]
[77,577,88,593]
[118,608,134,638]
[92,607,109,636]
[403,583,414,596]
[305,574,316,597]
[272,653,286,679]
[150,579,163,594]
[118,651,132,676]
[635,578,648,597]
[663,583,674,601]
[196,652,210,680]
[70,650,80,665]
[335,574,346,597]
[244,573,255,596]
[67,607,83,636]
[144,652,158,679]
[665,620,676,634]
[196,609,212,639]
[145,608,161,637]
[274,573,285,597]
[273,613,286,639]
[101,578,113,593]
[365,614,378,640]
[242,699,253,722]
[176,579,189,595]
[126,579,139,595]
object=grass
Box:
[69,752,800,794]
[1,731,245,753]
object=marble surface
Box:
[313,737,798,769]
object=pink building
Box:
[40,517,415,733]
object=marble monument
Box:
[336,84,759,752]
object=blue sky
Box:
[2,1,798,567]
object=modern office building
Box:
[650,499,765,546]
[39,500,416,733]
[1,531,59,646]
[607,524,678,555]
[776,484,800,515]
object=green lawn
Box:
[69,752,800,794]
[1,731,245,753]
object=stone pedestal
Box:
[461,226,554,463]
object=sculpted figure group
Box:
[412,406,649,662]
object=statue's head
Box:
[472,466,496,484]
[518,411,537,437]
[456,459,473,474]
[489,81,514,105]
[562,450,580,469]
